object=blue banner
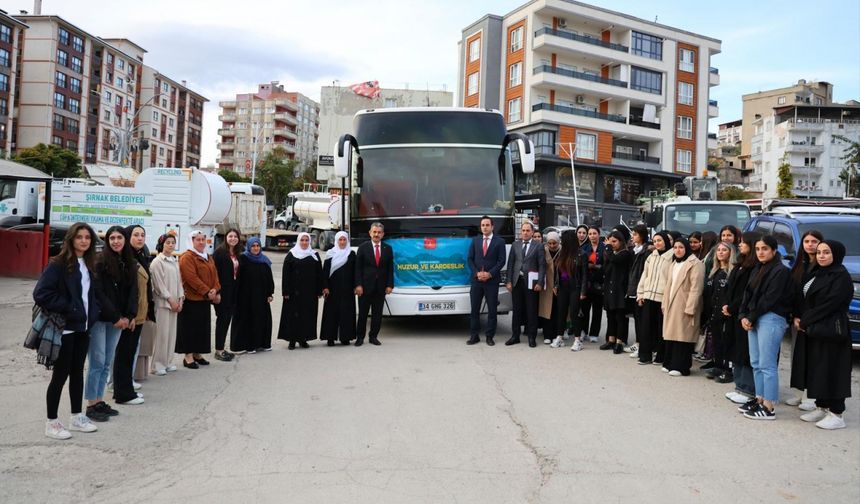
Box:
[388,238,472,287]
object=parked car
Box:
[744,209,860,349]
[8,223,105,257]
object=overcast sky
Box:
[6,0,859,166]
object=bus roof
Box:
[354,107,501,117]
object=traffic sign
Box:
[245,159,251,169]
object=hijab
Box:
[242,236,272,265]
[654,231,672,253]
[673,237,693,263]
[817,240,847,273]
[187,230,208,260]
[289,232,318,261]
[326,231,351,276]
[125,224,151,271]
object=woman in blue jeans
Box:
[85,226,138,422]
[738,235,793,420]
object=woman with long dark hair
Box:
[177,230,221,368]
[722,231,760,402]
[601,230,632,354]
[702,242,737,379]
[580,226,605,342]
[575,225,589,247]
[792,241,854,430]
[787,229,824,411]
[636,231,673,365]
[719,225,741,247]
[661,238,705,376]
[738,235,793,420]
[554,230,588,351]
[321,231,357,346]
[112,225,149,405]
[85,226,137,420]
[231,236,275,353]
[688,232,703,256]
[212,229,241,361]
[34,222,101,439]
[625,225,650,357]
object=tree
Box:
[718,186,752,200]
[776,160,794,198]
[218,169,249,183]
[255,147,297,208]
[291,164,319,191]
[13,143,82,178]
[833,134,860,198]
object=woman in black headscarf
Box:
[231,237,275,354]
[661,237,705,376]
[792,240,853,430]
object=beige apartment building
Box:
[218,82,320,178]
[740,79,833,156]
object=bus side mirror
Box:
[644,211,658,228]
[333,134,359,178]
[517,138,535,174]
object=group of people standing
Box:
[467,216,853,429]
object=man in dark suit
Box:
[354,222,394,346]
[467,215,506,346]
[505,220,546,347]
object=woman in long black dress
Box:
[321,231,356,346]
[277,232,323,349]
[231,237,274,354]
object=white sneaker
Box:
[571,339,583,352]
[785,395,802,407]
[45,419,71,440]
[165,365,178,372]
[668,370,682,377]
[153,369,167,376]
[661,367,669,373]
[543,338,552,345]
[629,351,639,359]
[562,334,570,341]
[589,336,599,343]
[68,414,97,433]
[798,400,816,412]
[132,381,141,391]
[816,412,846,430]
[726,392,751,404]
[800,408,828,423]
[550,336,564,348]
[120,396,145,405]
[623,344,638,354]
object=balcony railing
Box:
[533,65,627,88]
[628,118,661,129]
[612,152,660,164]
[709,67,719,74]
[709,100,718,107]
[534,27,629,53]
[532,102,626,123]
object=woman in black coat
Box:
[231,237,275,353]
[792,240,854,430]
[213,229,241,361]
[721,231,760,402]
[787,229,823,410]
[321,231,357,346]
[277,232,324,349]
[601,230,632,354]
[626,225,649,354]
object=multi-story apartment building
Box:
[748,103,859,200]
[458,0,721,227]
[0,10,27,155]
[12,14,205,169]
[717,118,741,147]
[217,82,319,178]
[741,80,833,157]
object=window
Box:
[677,149,692,173]
[53,114,64,130]
[58,28,69,46]
[72,36,83,53]
[773,223,795,257]
[631,31,663,60]
[804,157,816,167]
[67,119,79,134]
[678,82,693,105]
[52,135,63,146]
[57,49,68,67]
[507,97,521,123]
[0,97,6,116]
[168,134,174,143]
[467,72,478,96]
[815,97,823,106]
[117,59,125,70]
[677,116,692,139]
[576,132,596,160]
[152,128,158,136]
[777,96,786,105]
[153,111,159,121]
[468,38,480,62]
[69,77,81,94]
[0,24,11,43]
[0,49,9,68]
[162,82,169,93]
[106,53,113,65]
[103,109,111,120]
[0,73,7,92]
[630,66,662,94]
[159,147,165,156]
[55,72,67,88]
[71,56,82,73]
[384,98,397,108]
[54,92,66,109]
[104,90,112,102]
[510,26,523,52]
[161,99,167,108]
[68,98,80,114]
[116,77,124,88]
[509,62,522,88]
[115,95,122,105]
[169,118,174,127]
[679,49,695,72]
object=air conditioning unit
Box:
[575,95,585,104]
[557,18,567,28]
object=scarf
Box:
[290,232,318,261]
[818,240,846,270]
[187,231,208,260]
[242,237,272,265]
[326,231,350,276]
[673,238,692,263]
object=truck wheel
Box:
[322,231,336,251]
[311,231,321,249]
[275,221,286,230]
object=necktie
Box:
[374,244,380,266]
[522,241,529,257]
[482,237,488,256]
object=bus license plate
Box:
[418,301,455,312]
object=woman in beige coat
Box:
[539,232,561,344]
[149,234,184,376]
[661,237,705,377]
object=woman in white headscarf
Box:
[320,231,356,346]
[177,230,221,368]
[277,232,323,349]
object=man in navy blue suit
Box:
[467,216,506,346]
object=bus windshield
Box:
[355,146,513,218]
[663,203,751,236]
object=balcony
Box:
[709,67,720,86]
[218,156,235,164]
[534,27,628,53]
[218,114,235,122]
[785,141,824,154]
[273,112,298,125]
[611,151,661,170]
[273,141,297,152]
[218,128,236,137]
[708,133,718,150]
[532,102,625,123]
[708,100,719,118]
[273,128,298,140]
[794,187,823,197]
[787,118,826,130]
[273,99,297,111]
[217,142,235,151]
[533,65,627,88]
[790,164,823,176]
[219,100,236,109]
[628,118,661,130]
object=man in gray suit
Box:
[505,220,546,347]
